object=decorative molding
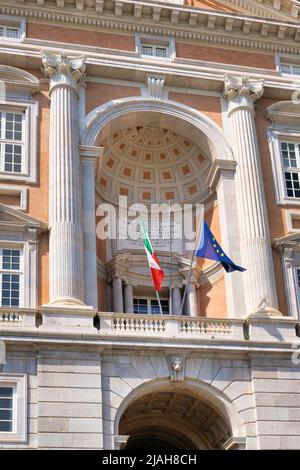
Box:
[0,185,28,211]
[1,1,300,56]
[205,158,237,191]
[220,0,300,22]
[146,76,165,100]
[286,209,300,233]
[267,101,300,126]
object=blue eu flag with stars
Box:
[195,221,246,273]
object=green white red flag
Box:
[140,219,164,292]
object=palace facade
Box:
[0,0,300,450]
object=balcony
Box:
[0,308,299,348]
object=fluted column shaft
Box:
[43,52,86,306]
[224,75,279,315]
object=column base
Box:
[46,296,90,309]
[247,306,283,319]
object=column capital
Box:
[41,51,86,95]
[224,74,264,115]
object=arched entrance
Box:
[119,389,231,450]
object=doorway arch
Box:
[114,379,246,450]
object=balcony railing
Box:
[0,311,22,326]
[0,309,299,345]
[100,313,243,340]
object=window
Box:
[0,386,14,432]
[141,44,169,58]
[0,248,22,307]
[136,33,176,61]
[0,25,19,39]
[280,141,300,199]
[279,63,300,76]
[0,111,25,174]
[0,375,26,442]
[297,267,300,291]
[134,297,169,315]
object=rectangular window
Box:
[141,44,169,58]
[279,63,300,76]
[280,141,300,198]
[0,248,22,307]
[0,111,25,174]
[297,268,300,290]
[150,299,169,315]
[133,298,169,315]
[0,25,19,39]
[0,386,13,432]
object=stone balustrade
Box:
[100,313,242,340]
[0,312,22,326]
[0,309,299,345]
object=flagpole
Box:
[179,212,204,316]
[155,290,164,315]
[179,251,196,316]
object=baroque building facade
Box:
[0,0,300,450]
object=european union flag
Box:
[195,221,246,273]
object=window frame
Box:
[0,101,38,184]
[0,247,23,308]
[141,44,169,59]
[136,33,176,61]
[0,208,42,310]
[0,384,16,433]
[279,63,300,76]
[280,140,300,199]
[268,130,300,207]
[0,110,26,175]
[0,16,26,42]
[133,296,170,315]
[0,374,27,443]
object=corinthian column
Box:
[224,75,280,316]
[42,52,86,306]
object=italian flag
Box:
[140,219,164,292]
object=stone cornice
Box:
[0,39,297,100]
[267,100,300,125]
[2,0,300,53]
[273,232,300,249]
[220,0,300,22]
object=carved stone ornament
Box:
[168,355,185,382]
[224,74,264,102]
[41,51,86,92]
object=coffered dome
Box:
[97,126,210,204]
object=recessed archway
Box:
[115,380,246,450]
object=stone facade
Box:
[0,0,299,450]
